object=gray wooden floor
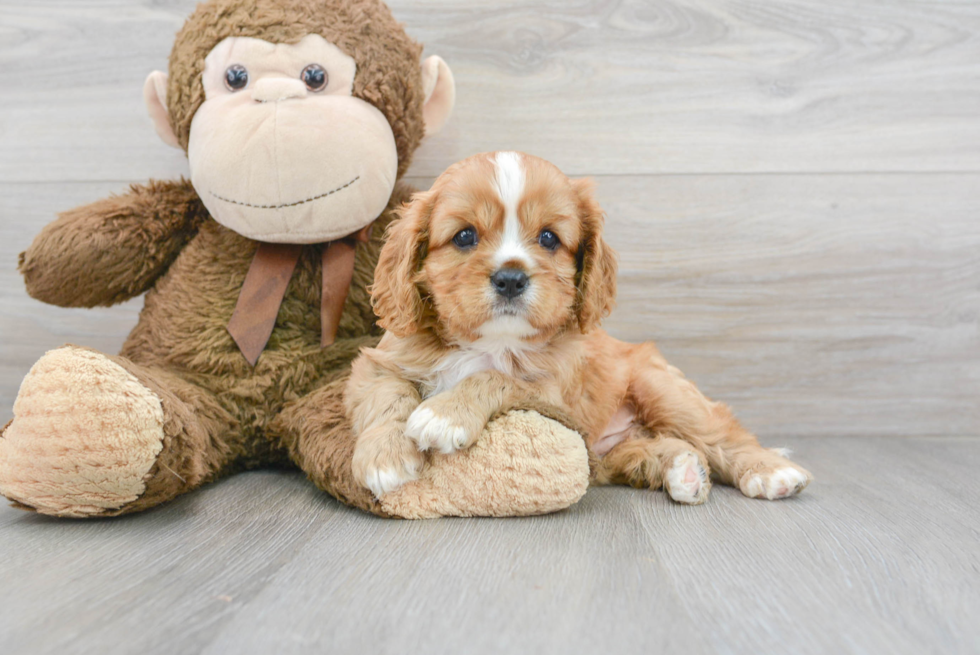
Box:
[1,1,979,653]
[2,436,978,654]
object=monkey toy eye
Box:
[224,64,249,91]
[301,64,328,91]
[452,228,478,249]
[538,229,560,251]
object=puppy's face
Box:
[373,152,617,343]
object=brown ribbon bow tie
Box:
[227,225,372,366]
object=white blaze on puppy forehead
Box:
[491,152,533,268]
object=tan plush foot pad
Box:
[379,410,591,519]
[0,347,165,517]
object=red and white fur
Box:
[347,151,812,503]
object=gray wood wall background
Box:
[1,0,978,439]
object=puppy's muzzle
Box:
[491,268,529,299]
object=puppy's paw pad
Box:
[664,451,710,505]
[741,466,810,500]
[405,406,474,454]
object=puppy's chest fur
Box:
[421,337,548,398]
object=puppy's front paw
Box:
[405,395,485,454]
[664,451,711,505]
[352,428,424,498]
[739,464,812,500]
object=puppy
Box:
[347,151,812,503]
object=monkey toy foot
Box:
[376,410,591,519]
[0,346,167,517]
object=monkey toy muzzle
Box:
[186,34,399,244]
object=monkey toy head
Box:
[143,0,454,244]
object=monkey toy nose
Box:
[251,78,308,103]
[491,269,530,299]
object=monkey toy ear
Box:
[420,56,455,137]
[143,71,181,149]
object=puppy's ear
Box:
[573,178,618,333]
[371,190,433,337]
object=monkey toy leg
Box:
[1,348,593,520]
[269,378,380,514]
[271,378,593,519]
[0,346,239,517]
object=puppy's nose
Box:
[491,268,529,299]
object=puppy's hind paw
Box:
[740,465,811,500]
[664,451,710,505]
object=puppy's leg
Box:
[595,432,711,505]
[348,357,424,498]
[631,361,812,500]
[406,370,532,454]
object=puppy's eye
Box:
[301,64,328,91]
[538,229,560,251]
[452,228,479,249]
[224,64,249,91]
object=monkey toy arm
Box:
[19,179,206,308]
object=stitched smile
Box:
[209,176,360,209]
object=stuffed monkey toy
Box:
[0,0,590,519]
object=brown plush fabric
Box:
[492,399,600,481]
[167,0,426,177]
[18,179,207,308]
[106,351,245,515]
[116,185,396,380]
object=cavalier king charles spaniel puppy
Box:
[347,151,812,502]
